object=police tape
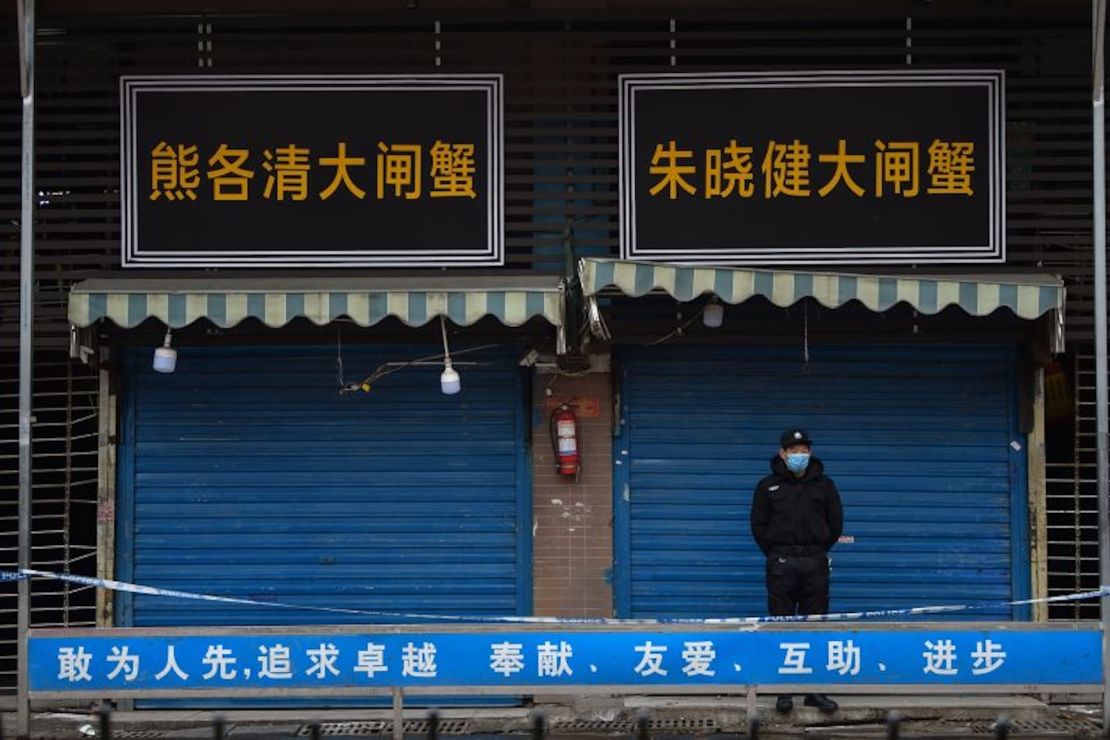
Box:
[4,568,1110,625]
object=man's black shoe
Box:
[804,694,838,713]
[775,695,793,713]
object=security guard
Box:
[750,429,843,715]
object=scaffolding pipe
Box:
[16,0,36,736]
[1092,0,1110,731]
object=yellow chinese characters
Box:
[262,145,311,201]
[207,145,253,201]
[875,141,919,198]
[649,141,697,198]
[148,140,480,203]
[150,142,200,201]
[927,140,975,195]
[761,140,811,198]
[647,138,975,199]
[319,142,366,200]
[817,139,865,198]
[705,140,755,199]
[429,141,477,198]
[377,143,422,200]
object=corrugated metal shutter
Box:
[117,344,529,627]
[615,344,1027,621]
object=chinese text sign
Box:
[619,71,1004,265]
[121,75,503,267]
[31,628,1095,694]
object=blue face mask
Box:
[785,453,810,474]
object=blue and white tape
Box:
[5,568,1109,625]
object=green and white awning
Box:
[69,276,565,330]
[580,257,1066,348]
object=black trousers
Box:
[765,554,830,616]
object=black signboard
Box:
[619,71,1004,265]
[121,75,503,267]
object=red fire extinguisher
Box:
[550,404,580,477]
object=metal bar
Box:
[97,355,115,628]
[1074,352,1087,619]
[16,0,26,99]
[27,621,1104,637]
[16,0,36,736]
[1094,0,1110,728]
[1029,366,1049,620]
[25,683,1106,701]
[391,686,404,740]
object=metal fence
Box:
[77,703,1023,740]
[0,351,98,692]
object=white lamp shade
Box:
[440,365,461,395]
[153,346,177,373]
[703,302,724,328]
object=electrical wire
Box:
[440,315,451,362]
[647,311,701,346]
[340,343,500,394]
[335,324,345,389]
[802,299,811,375]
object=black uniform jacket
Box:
[750,455,844,557]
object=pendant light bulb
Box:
[152,327,177,373]
[439,316,461,394]
[703,298,724,328]
[440,359,461,395]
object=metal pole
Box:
[16,0,35,737]
[1091,0,1110,732]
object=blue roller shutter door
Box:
[615,344,1028,621]
[117,345,529,627]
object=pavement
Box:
[9,695,1106,738]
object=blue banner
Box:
[30,628,1098,693]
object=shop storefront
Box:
[569,65,1070,624]
[581,259,1064,621]
[68,278,564,628]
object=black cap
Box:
[780,429,812,449]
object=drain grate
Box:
[550,717,718,734]
[297,721,388,736]
[647,718,717,730]
[113,732,167,739]
[550,720,635,732]
[297,719,471,736]
[399,719,470,734]
[970,718,1102,735]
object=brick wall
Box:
[531,371,614,617]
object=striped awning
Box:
[68,276,565,330]
[580,257,1065,349]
